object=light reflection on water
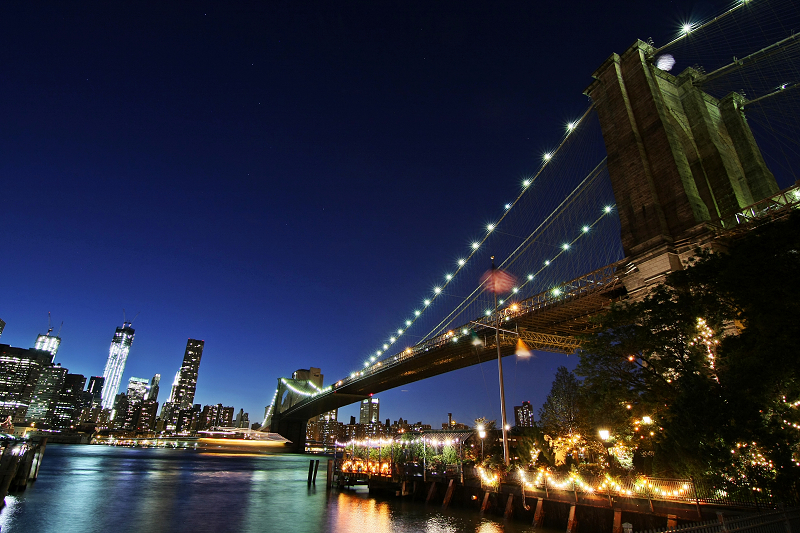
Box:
[0,445,540,533]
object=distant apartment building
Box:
[514,401,535,428]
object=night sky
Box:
[1,0,732,427]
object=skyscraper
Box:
[33,314,62,358]
[146,374,160,401]
[170,339,204,409]
[359,397,380,424]
[50,373,87,429]
[100,322,135,410]
[26,365,68,424]
[87,376,105,405]
[34,333,61,359]
[126,377,149,404]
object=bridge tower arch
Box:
[586,40,779,295]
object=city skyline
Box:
[0,0,770,425]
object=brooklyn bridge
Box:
[265,0,800,449]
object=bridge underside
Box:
[277,262,627,424]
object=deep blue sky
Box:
[1,0,733,427]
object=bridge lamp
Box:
[511,304,519,311]
[604,205,613,213]
[370,356,376,362]
[681,22,693,34]
[485,310,492,316]
[543,152,552,162]
[390,336,396,343]
[424,299,431,306]
[567,121,577,132]
[405,320,411,326]
[376,350,381,356]
[505,203,511,210]
[562,243,570,251]
[499,299,504,305]
[522,179,531,187]
[458,258,466,266]
[582,226,590,233]
[414,310,421,316]
[364,362,370,367]
[528,274,534,280]
[434,287,442,294]
[461,328,469,335]
[512,287,519,293]
[552,288,562,296]
[397,329,403,335]
[545,260,550,265]
[471,242,480,250]
[445,273,452,280]
[383,344,389,350]
[487,223,495,232]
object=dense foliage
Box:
[574,212,800,500]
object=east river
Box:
[0,444,546,533]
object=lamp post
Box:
[599,429,613,471]
[478,426,486,461]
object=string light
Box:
[351,107,600,376]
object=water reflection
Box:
[1,445,540,533]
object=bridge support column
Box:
[566,504,578,533]
[480,491,491,513]
[533,498,545,529]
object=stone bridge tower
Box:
[586,40,778,296]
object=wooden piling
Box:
[533,498,545,529]
[0,444,22,506]
[426,481,437,503]
[612,508,622,533]
[480,491,491,513]
[326,459,334,488]
[442,479,454,509]
[504,494,514,520]
[566,504,578,533]
[29,438,46,481]
[667,514,678,529]
[312,460,320,484]
[307,459,315,485]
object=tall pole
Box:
[492,257,510,466]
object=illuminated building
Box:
[170,339,204,409]
[134,400,159,432]
[26,365,68,424]
[34,333,61,359]
[126,377,149,404]
[514,401,535,428]
[234,409,250,428]
[87,376,104,405]
[50,373,86,429]
[198,403,234,429]
[100,322,136,410]
[146,374,160,401]
[359,397,380,424]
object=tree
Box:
[577,211,800,498]
[538,366,585,438]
